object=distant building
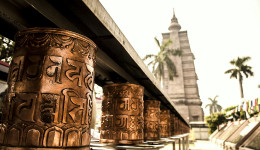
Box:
[162,9,204,122]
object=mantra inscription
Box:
[100,83,144,144]
[160,110,171,138]
[0,28,97,148]
[144,100,160,141]
[170,113,175,136]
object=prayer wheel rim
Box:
[15,27,97,49]
[103,83,144,88]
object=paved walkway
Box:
[189,140,220,150]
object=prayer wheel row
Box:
[100,83,190,144]
[0,28,189,149]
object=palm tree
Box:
[205,95,222,115]
[225,56,254,98]
[143,37,181,81]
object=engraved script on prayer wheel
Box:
[0,28,97,149]
[100,83,144,144]
[174,116,179,135]
[170,113,175,136]
[144,100,160,141]
[160,110,171,138]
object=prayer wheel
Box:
[170,113,175,136]
[160,110,171,138]
[174,116,180,135]
[144,100,160,141]
[0,27,97,149]
[100,83,144,144]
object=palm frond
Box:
[225,69,235,74]
[208,97,214,102]
[154,37,161,48]
[230,59,236,65]
[205,104,211,108]
[229,69,238,79]
[143,54,156,61]
[147,60,156,67]
[241,65,254,78]
[213,95,219,100]
[241,56,251,63]
[161,39,172,51]
[167,49,182,56]
[216,105,222,111]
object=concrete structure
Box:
[162,10,204,122]
[190,122,209,140]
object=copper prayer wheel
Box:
[0,28,97,149]
[100,83,144,144]
[173,116,178,135]
[144,100,160,141]
[174,116,179,135]
[170,113,175,136]
[160,110,171,138]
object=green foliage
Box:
[224,105,238,112]
[240,111,247,120]
[205,95,222,115]
[205,112,227,134]
[0,35,14,63]
[143,37,182,80]
[225,56,254,98]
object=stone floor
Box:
[189,140,220,150]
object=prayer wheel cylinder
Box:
[0,28,97,149]
[160,110,171,138]
[144,100,160,141]
[175,117,180,135]
[100,83,144,144]
[170,113,175,136]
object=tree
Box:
[143,37,181,81]
[205,95,222,115]
[224,56,254,98]
[205,112,226,134]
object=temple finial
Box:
[168,8,181,31]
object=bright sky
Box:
[99,0,260,116]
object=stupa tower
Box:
[162,9,204,122]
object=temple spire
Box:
[168,8,181,31]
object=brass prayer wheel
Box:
[170,113,175,136]
[174,116,179,135]
[173,116,178,135]
[0,28,97,149]
[100,83,144,144]
[160,110,171,138]
[144,100,160,141]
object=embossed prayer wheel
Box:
[100,83,144,144]
[174,116,179,135]
[170,113,175,136]
[0,28,97,149]
[173,116,178,135]
[144,100,160,141]
[160,110,171,138]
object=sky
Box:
[99,0,260,116]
